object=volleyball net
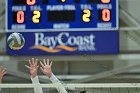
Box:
[0,83,140,93]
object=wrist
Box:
[47,72,52,78]
[31,73,37,78]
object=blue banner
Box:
[7,31,119,55]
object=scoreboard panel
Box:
[6,0,118,31]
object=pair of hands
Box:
[25,58,53,78]
[0,58,53,82]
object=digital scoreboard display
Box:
[7,0,118,31]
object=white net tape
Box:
[0,83,140,93]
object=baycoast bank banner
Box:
[7,31,119,55]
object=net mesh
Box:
[0,83,140,93]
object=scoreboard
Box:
[7,0,118,31]
[6,0,119,55]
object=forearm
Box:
[31,76,43,93]
[49,73,68,93]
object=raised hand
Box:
[40,59,52,78]
[0,66,6,82]
[25,58,39,78]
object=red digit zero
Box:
[102,9,110,22]
[17,11,25,23]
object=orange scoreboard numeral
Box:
[26,0,36,5]
[102,9,110,22]
[17,11,25,23]
[101,0,110,3]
